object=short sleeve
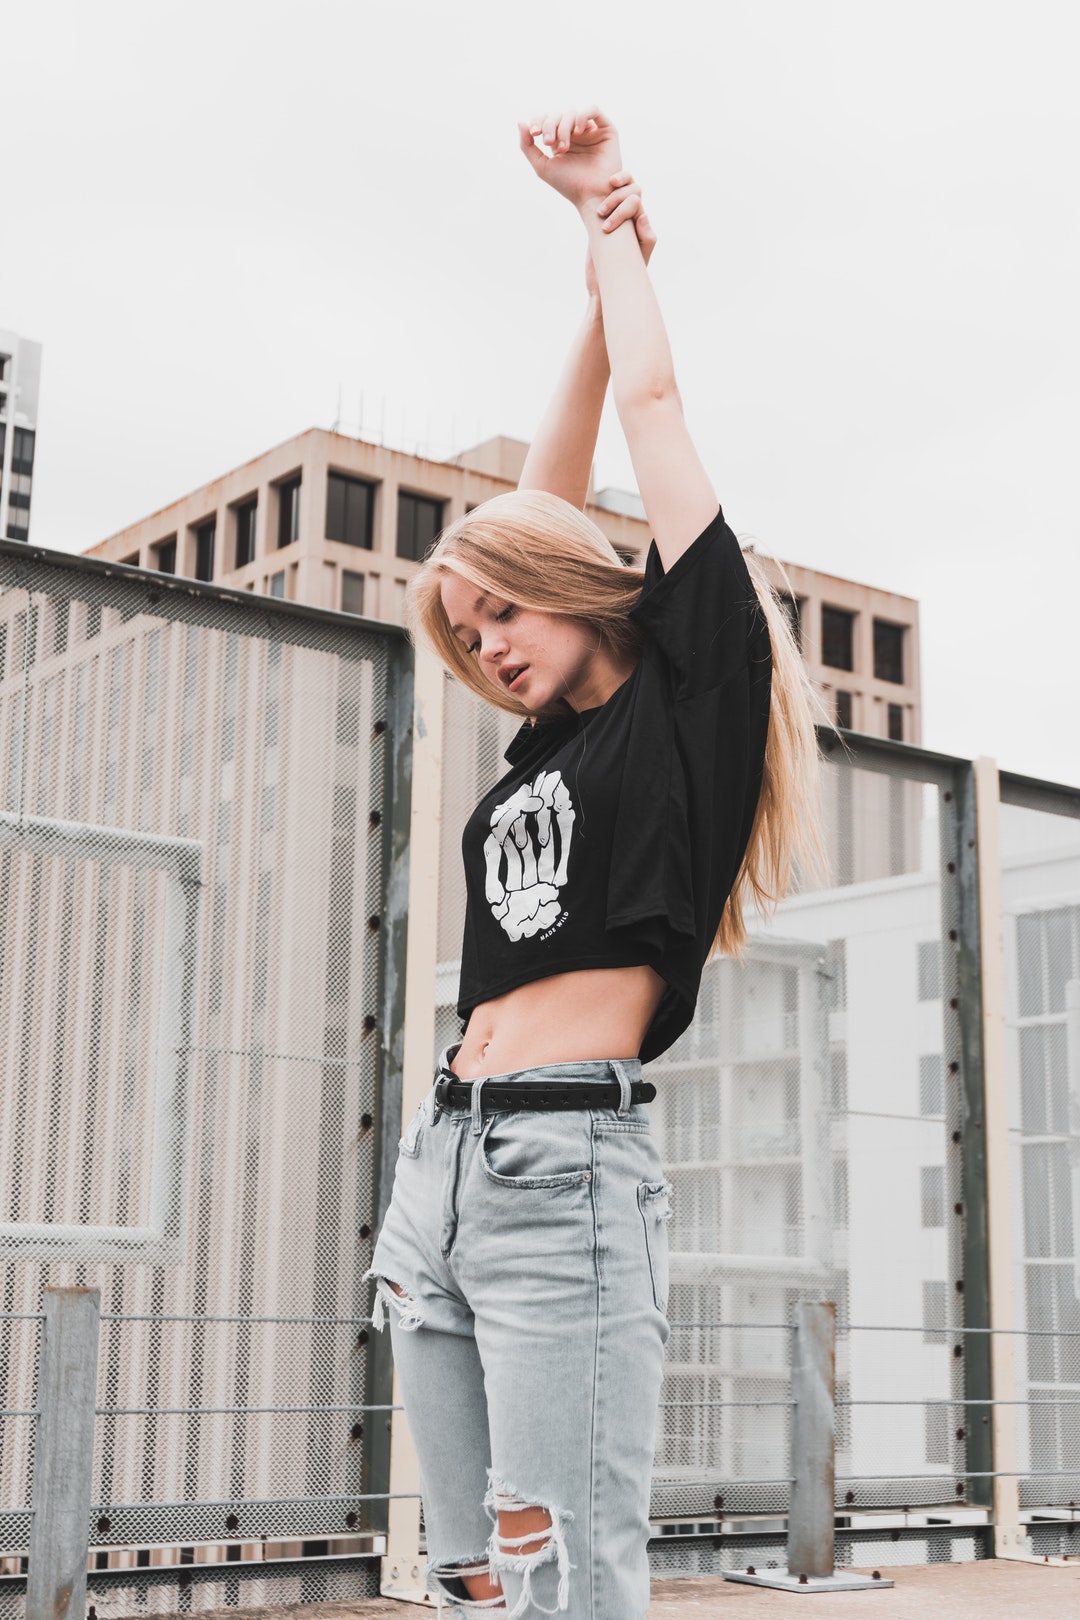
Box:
[629,507,765,697]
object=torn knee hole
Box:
[430,1558,505,1610]
[485,1476,574,1617]
[498,1504,552,1556]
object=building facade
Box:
[85,428,921,744]
[0,329,42,545]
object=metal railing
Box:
[9,1294,1080,1616]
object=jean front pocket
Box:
[480,1111,593,1189]
[637,1180,673,1313]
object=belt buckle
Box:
[433,1073,454,1119]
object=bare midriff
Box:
[449,965,667,1080]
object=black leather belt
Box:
[433,1075,656,1114]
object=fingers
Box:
[518,121,547,175]
[527,107,604,152]
[597,172,643,228]
[599,186,642,230]
[593,169,656,260]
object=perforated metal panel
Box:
[999,791,1080,1507]
[0,540,406,1562]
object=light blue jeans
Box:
[367,1052,672,1620]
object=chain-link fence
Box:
[0,538,411,1605]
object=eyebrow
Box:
[450,593,490,635]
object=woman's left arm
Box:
[521,110,719,570]
[517,161,656,508]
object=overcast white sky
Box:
[6,0,1079,785]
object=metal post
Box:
[972,756,1026,1557]
[26,1287,101,1620]
[952,760,996,1501]
[380,641,446,1606]
[789,1300,836,1577]
[726,1302,892,1594]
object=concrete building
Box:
[84,428,922,745]
[0,329,42,544]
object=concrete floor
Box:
[199,1560,1080,1619]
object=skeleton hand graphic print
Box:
[483,768,576,941]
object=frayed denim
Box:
[367,1052,671,1619]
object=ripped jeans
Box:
[367,1052,672,1620]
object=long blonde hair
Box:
[406,488,825,956]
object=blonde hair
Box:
[406,488,825,957]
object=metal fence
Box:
[0,539,411,1608]
[1,538,1079,1609]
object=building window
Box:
[194,518,216,583]
[120,551,140,567]
[917,939,942,1001]
[874,618,905,683]
[920,1054,945,1115]
[821,605,855,671]
[887,702,904,741]
[269,571,286,599]
[154,536,177,574]
[835,690,853,730]
[341,570,365,616]
[327,471,375,549]
[920,1165,945,1228]
[235,498,257,568]
[277,476,301,549]
[396,491,444,562]
[780,594,803,651]
[12,427,35,474]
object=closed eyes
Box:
[466,602,517,655]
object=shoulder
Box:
[630,508,769,696]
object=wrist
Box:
[577,194,609,226]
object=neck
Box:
[564,650,636,713]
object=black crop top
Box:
[456,507,772,1062]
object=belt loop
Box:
[471,1076,489,1136]
[612,1061,632,1118]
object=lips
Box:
[500,664,529,692]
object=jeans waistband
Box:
[435,1045,642,1088]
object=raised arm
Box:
[521,109,718,569]
[517,159,656,509]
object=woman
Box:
[367,109,822,1619]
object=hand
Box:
[585,171,656,299]
[483,771,576,942]
[518,108,622,210]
